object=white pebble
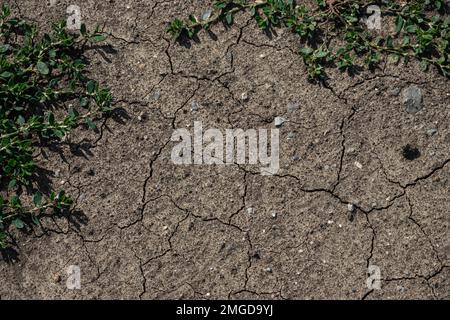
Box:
[354,161,363,169]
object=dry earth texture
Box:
[0,0,449,300]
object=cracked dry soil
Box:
[0,0,449,300]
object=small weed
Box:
[168,0,449,81]
[0,5,111,249]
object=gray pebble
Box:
[202,9,212,21]
[390,88,401,96]
[287,101,299,113]
[426,128,438,136]
[191,101,200,112]
[151,90,161,101]
[264,267,273,273]
[274,117,286,127]
[402,86,423,113]
[287,132,295,140]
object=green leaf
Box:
[86,118,97,130]
[53,129,65,139]
[31,215,40,226]
[80,23,87,35]
[33,192,42,207]
[17,115,25,125]
[91,34,106,43]
[36,61,49,75]
[215,2,227,9]
[300,47,314,56]
[386,36,394,48]
[12,218,24,229]
[395,15,404,33]
[0,71,13,78]
[405,24,418,33]
[8,179,17,190]
[86,80,96,94]
[226,13,233,25]
[0,44,10,53]
[402,36,410,46]
[79,97,89,108]
[314,50,328,59]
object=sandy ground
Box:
[0,0,448,299]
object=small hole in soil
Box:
[402,144,421,161]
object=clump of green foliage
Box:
[167,0,449,80]
[0,5,111,249]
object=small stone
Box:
[354,161,363,169]
[202,9,212,21]
[274,117,286,127]
[137,112,146,121]
[397,286,406,293]
[327,220,334,225]
[271,212,277,219]
[247,207,254,214]
[402,85,423,113]
[151,90,161,101]
[347,204,355,212]
[205,292,211,297]
[292,155,300,161]
[225,51,233,62]
[163,226,169,231]
[191,101,200,112]
[338,224,343,228]
[264,267,273,273]
[287,132,295,140]
[426,128,438,136]
[287,101,299,113]
[241,92,249,102]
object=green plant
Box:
[0,5,112,249]
[167,0,449,81]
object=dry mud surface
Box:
[0,0,449,300]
